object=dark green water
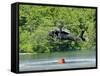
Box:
[20,49,96,61]
[19,49,96,71]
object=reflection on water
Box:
[19,49,96,71]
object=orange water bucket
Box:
[58,58,65,64]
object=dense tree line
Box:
[19,5,96,53]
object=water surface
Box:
[19,49,96,71]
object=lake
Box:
[19,49,96,71]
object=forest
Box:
[19,4,96,53]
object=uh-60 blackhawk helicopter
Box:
[49,20,87,42]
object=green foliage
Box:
[19,5,96,53]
